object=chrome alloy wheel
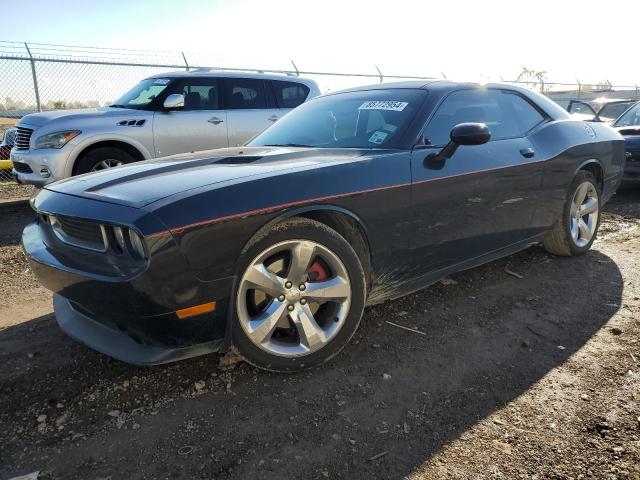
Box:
[570,181,599,248]
[237,240,352,357]
[91,158,123,171]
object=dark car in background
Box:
[22,81,625,372]
[612,102,640,182]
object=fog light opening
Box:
[39,167,51,178]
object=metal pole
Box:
[181,51,189,71]
[290,59,299,77]
[24,42,41,112]
[576,79,581,98]
[375,65,383,83]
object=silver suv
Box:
[11,71,320,186]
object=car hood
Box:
[614,126,640,149]
[18,107,146,128]
[44,146,365,208]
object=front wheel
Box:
[74,147,135,175]
[232,218,366,372]
[543,170,601,256]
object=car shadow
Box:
[0,243,624,479]
[605,184,640,220]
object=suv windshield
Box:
[248,89,426,149]
[614,102,640,127]
[111,78,172,110]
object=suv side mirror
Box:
[163,93,185,110]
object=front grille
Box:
[15,126,33,150]
[56,216,104,245]
[12,161,33,173]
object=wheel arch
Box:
[242,205,373,288]
[575,158,604,192]
[69,139,149,176]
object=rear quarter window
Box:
[271,81,310,108]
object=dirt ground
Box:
[0,188,639,480]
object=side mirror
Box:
[163,93,184,110]
[427,122,491,166]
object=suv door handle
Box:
[208,117,224,125]
[268,115,279,122]
[519,148,535,158]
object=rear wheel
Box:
[74,147,136,175]
[232,218,366,372]
[543,170,600,256]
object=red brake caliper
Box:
[308,261,329,282]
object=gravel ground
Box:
[0,182,36,201]
[0,188,639,480]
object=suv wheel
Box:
[74,147,136,175]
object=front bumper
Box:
[623,149,640,182]
[23,190,235,364]
[54,294,222,365]
[10,147,71,187]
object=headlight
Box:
[34,130,81,149]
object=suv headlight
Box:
[34,130,81,149]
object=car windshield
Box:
[248,89,426,149]
[111,78,172,110]
[613,102,640,127]
[599,102,636,122]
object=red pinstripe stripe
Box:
[145,157,547,239]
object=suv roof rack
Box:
[191,67,298,77]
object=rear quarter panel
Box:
[530,119,624,229]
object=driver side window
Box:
[423,89,521,146]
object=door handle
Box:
[268,115,279,122]
[519,148,535,158]
[208,117,224,125]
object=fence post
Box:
[576,79,581,98]
[24,42,41,112]
[290,59,299,76]
[375,65,383,83]
[181,51,190,71]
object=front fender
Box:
[63,133,154,177]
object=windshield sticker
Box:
[369,131,389,144]
[153,79,171,85]
[359,101,408,112]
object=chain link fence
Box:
[1,40,639,195]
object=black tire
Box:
[543,170,601,256]
[73,147,136,175]
[232,217,366,372]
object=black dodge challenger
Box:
[23,81,625,371]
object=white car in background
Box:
[11,72,320,186]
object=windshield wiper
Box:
[109,104,127,108]
[264,143,314,148]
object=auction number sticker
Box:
[359,101,408,111]
[153,78,171,85]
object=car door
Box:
[153,77,228,157]
[567,100,599,122]
[225,78,280,147]
[409,88,547,271]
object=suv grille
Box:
[12,161,33,173]
[15,126,33,150]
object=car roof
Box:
[323,80,543,97]
[147,70,317,85]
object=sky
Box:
[2,0,638,89]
